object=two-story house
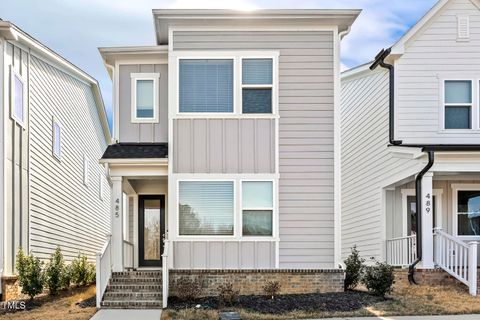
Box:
[0,21,111,300]
[97,9,360,309]
[342,0,480,296]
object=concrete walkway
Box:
[319,315,480,320]
[90,309,162,320]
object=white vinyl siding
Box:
[395,0,480,143]
[29,55,110,261]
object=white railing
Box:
[123,240,134,269]
[386,235,417,266]
[434,229,477,296]
[162,240,170,308]
[96,234,112,308]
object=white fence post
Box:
[468,241,478,296]
[96,252,101,308]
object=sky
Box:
[0,0,438,130]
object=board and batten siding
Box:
[396,0,480,144]
[173,30,336,268]
[341,68,421,261]
[28,55,110,261]
[118,64,168,143]
[3,42,29,274]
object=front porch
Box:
[384,170,480,295]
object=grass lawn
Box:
[0,285,96,320]
[161,280,480,320]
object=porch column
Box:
[421,172,434,268]
[111,176,124,272]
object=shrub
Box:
[344,245,365,290]
[70,253,92,286]
[15,248,45,299]
[362,261,395,297]
[175,277,203,301]
[45,247,66,295]
[263,281,281,300]
[217,283,239,306]
[87,263,96,284]
[61,263,72,289]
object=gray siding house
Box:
[0,21,111,300]
[342,0,480,296]
[97,9,359,308]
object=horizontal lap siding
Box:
[396,0,480,144]
[29,56,110,262]
[341,69,420,261]
[174,30,336,268]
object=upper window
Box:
[131,73,159,123]
[242,181,273,236]
[179,59,234,113]
[456,190,480,236]
[10,67,25,126]
[178,181,234,236]
[444,80,472,129]
[242,59,273,114]
[52,119,61,160]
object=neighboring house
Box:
[342,0,480,296]
[0,21,111,300]
[97,9,360,308]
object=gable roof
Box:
[0,20,111,143]
[152,9,361,45]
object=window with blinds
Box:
[179,181,234,236]
[242,59,273,114]
[179,59,234,113]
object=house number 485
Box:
[115,198,120,218]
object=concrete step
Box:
[103,292,163,301]
[109,277,162,284]
[100,300,163,309]
[105,284,163,292]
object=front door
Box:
[138,195,165,267]
[407,195,437,236]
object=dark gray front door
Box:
[138,195,165,267]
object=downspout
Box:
[369,48,402,145]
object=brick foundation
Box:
[394,268,460,286]
[1,276,21,302]
[169,269,344,297]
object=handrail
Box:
[386,235,417,266]
[434,229,477,296]
[96,234,112,308]
[162,240,170,308]
[123,240,134,269]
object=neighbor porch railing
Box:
[96,234,112,308]
[162,240,170,308]
[123,240,134,269]
[386,235,417,266]
[433,228,477,296]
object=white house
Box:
[96,9,360,309]
[341,0,480,296]
[0,21,111,300]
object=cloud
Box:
[0,0,439,130]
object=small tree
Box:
[263,281,281,300]
[70,253,91,286]
[344,246,365,290]
[362,261,395,297]
[218,283,239,306]
[45,247,66,295]
[15,248,44,300]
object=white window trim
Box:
[240,57,275,114]
[83,156,90,186]
[175,176,278,241]
[10,66,26,127]
[401,189,443,237]
[240,180,275,238]
[439,77,479,133]
[52,117,61,161]
[130,72,160,123]
[173,51,279,118]
[452,184,480,240]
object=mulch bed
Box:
[168,291,388,314]
[77,296,96,308]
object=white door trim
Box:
[401,188,443,237]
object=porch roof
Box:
[101,143,168,160]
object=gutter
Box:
[370,49,480,282]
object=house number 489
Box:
[424,193,432,214]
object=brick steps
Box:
[101,271,163,309]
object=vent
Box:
[457,15,470,41]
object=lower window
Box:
[242,181,273,236]
[457,190,480,236]
[178,181,234,236]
